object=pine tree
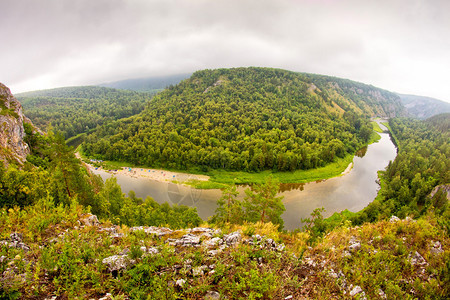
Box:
[243,176,285,228]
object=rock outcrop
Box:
[1,211,447,299]
[0,232,30,252]
[0,83,34,165]
[430,184,450,201]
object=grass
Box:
[381,121,400,149]
[77,127,385,189]
[95,159,139,170]
[185,180,228,189]
[1,200,448,299]
[204,154,354,187]
[368,130,381,144]
[371,121,384,133]
[313,216,450,299]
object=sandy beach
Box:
[109,167,209,184]
[340,162,353,175]
[76,152,209,184]
[87,164,209,185]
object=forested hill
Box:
[82,67,405,172]
[425,112,450,133]
[346,113,450,225]
[17,86,153,139]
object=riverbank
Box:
[79,151,355,189]
[81,159,210,185]
[83,130,397,228]
[76,150,209,185]
[112,167,210,184]
[189,127,381,189]
[78,124,384,189]
[198,154,355,188]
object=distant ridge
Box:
[425,113,450,134]
[99,73,192,92]
[16,86,152,140]
[398,94,450,119]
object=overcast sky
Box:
[1,0,449,102]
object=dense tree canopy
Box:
[210,176,285,229]
[82,67,404,172]
[354,114,449,223]
[0,128,201,229]
[18,86,153,139]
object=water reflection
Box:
[281,130,397,230]
[355,146,368,158]
[279,183,305,192]
[236,182,306,193]
[92,122,397,231]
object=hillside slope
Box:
[17,86,153,139]
[1,81,448,299]
[425,113,450,133]
[83,67,405,172]
[343,114,450,227]
[398,94,450,119]
[99,73,191,92]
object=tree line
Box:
[18,86,153,139]
[82,67,400,172]
[1,126,201,229]
[2,123,289,230]
[347,114,449,225]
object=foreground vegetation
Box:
[1,199,448,299]
[2,115,447,298]
[1,129,201,229]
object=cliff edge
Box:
[0,83,33,165]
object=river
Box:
[92,123,397,230]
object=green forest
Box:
[1,126,202,229]
[321,113,450,233]
[82,67,404,172]
[1,114,448,299]
[359,114,449,220]
[17,86,153,140]
[1,71,449,298]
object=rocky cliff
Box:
[399,93,450,119]
[0,83,33,165]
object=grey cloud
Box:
[0,0,449,102]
